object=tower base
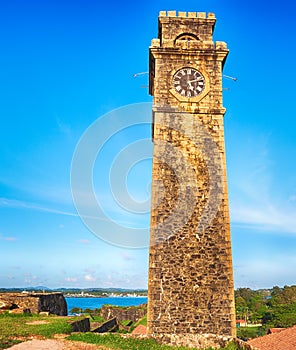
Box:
[149,333,254,350]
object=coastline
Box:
[66,296,148,314]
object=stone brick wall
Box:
[151,334,259,350]
[149,11,228,115]
[147,10,236,343]
[100,304,147,323]
[0,292,67,316]
[233,338,260,350]
[92,317,118,333]
[68,317,90,332]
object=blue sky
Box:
[1,0,296,290]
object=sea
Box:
[66,296,148,315]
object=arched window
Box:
[174,33,199,47]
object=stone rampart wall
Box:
[92,317,118,333]
[0,292,67,315]
[101,304,147,322]
[68,317,90,332]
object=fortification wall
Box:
[101,304,147,323]
[0,292,67,316]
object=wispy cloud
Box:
[23,273,38,284]
[121,252,135,261]
[0,176,73,206]
[65,277,78,283]
[229,132,296,235]
[56,116,72,136]
[234,253,296,289]
[0,236,17,241]
[78,239,90,244]
[0,197,78,217]
[2,197,142,236]
[84,274,96,282]
[231,205,296,235]
[72,189,150,229]
[0,194,147,230]
[7,276,16,280]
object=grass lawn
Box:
[0,313,74,349]
[67,333,239,350]
[236,326,266,340]
[0,312,240,350]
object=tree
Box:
[70,307,82,314]
[235,288,256,304]
[271,286,282,297]
[269,285,296,307]
[262,302,296,328]
[235,296,247,320]
[84,308,93,314]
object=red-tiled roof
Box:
[248,325,296,350]
[268,328,285,334]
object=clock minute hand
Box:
[187,78,203,84]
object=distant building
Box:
[236,319,247,327]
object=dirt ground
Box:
[7,337,109,350]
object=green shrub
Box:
[236,326,266,340]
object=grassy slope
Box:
[0,313,73,349]
[68,333,239,350]
[0,313,239,350]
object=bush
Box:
[236,326,266,340]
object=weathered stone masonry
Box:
[101,304,147,323]
[0,292,67,316]
[147,11,236,346]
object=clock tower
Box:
[147,11,236,347]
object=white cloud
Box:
[78,239,90,244]
[0,177,73,206]
[121,252,135,261]
[56,116,72,136]
[72,189,150,227]
[84,274,96,282]
[0,197,78,217]
[234,254,296,289]
[0,236,17,241]
[65,277,78,283]
[24,273,38,284]
[0,196,142,228]
[230,201,296,234]
[228,133,296,235]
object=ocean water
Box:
[66,296,147,314]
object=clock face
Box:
[173,68,205,98]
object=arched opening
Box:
[174,33,199,48]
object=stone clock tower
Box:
[147,11,236,347]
